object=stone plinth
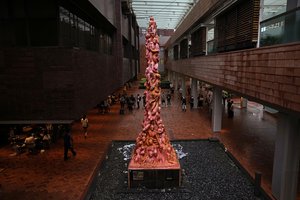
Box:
[128,159,181,188]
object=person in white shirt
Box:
[81,115,89,139]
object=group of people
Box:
[177,87,236,118]
[161,92,172,107]
[64,84,236,161]
[120,93,143,114]
[97,94,117,114]
[9,124,54,155]
[180,95,204,112]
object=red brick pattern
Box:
[0,47,122,121]
[166,42,300,114]
[0,82,299,200]
[0,84,212,200]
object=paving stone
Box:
[0,81,298,200]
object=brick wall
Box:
[0,47,122,121]
[166,42,300,115]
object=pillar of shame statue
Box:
[129,17,180,169]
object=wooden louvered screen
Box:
[180,39,188,59]
[216,17,226,52]
[215,0,259,52]
[224,8,237,51]
[174,45,179,60]
[252,0,259,41]
[191,27,206,57]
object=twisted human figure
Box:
[130,17,177,167]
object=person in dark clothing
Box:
[197,94,204,108]
[189,96,194,109]
[64,126,76,161]
[227,99,234,118]
[128,95,135,111]
[167,93,171,106]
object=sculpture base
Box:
[128,159,181,188]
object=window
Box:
[262,0,287,21]
[59,6,112,53]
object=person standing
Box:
[46,123,53,142]
[167,93,171,106]
[197,94,204,108]
[136,94,141,109]
[64,125,76,161]
[81,115,89,139]
[120,95,126,114]
[189,96,194,109]
[182,96,187,112]
[227,99,234,118]
[161,93,166,107]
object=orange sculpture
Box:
[129,17,180,169]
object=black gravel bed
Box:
[87,140,269,200]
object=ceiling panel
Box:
[131,0,198,29]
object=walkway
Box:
[0,81,298,200]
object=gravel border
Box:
[87,140,269,200]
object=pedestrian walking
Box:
[227,99,234,118]
[182,96,187,112]
[81,115,89,139]
[120,95,126,114]
[190,96,194,109]
[161,93,166,107]
[64,125,76,161]
[136,94,141,109]
[197,94,204,108]
[167,93,171,106]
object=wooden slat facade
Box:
[173,45,179,60]
[215,0,260,52]
[180,39,188,59]
[190,27,206,57]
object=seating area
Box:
[7,124,66,156]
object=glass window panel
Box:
[78,18,84,31]
[59,7,69,23]
[262,0,287,21]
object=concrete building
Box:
[0,0,139,122]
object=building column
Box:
[172,71,175,85]
[212,87,222,132]
[113,0,123,85]
[272,113,300,200]
[175,73,179,91]
[191,78,198,108]
[168,70,171,82]
[181,75,186,97]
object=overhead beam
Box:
[133,3,191,7]
[132,0,194,4]
[133,5,191,9]
[134,11,187,14]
